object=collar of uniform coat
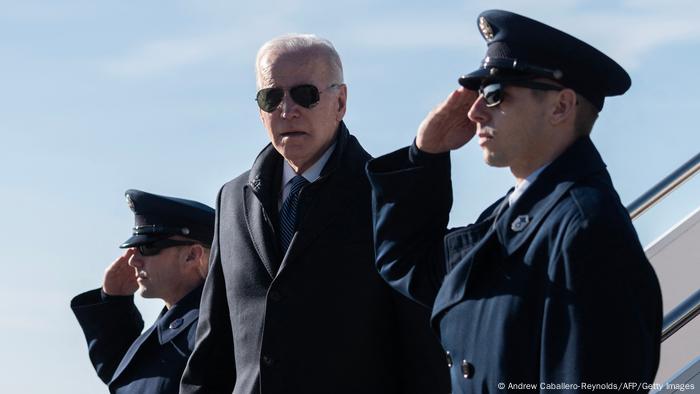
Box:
[156,284,203,344]
[107,285,204,385]
[494,136,608,256]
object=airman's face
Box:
[468,82,551,174]
[128,241,189,307]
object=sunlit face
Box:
[257,50,346,173]
[128,242,189,306]
[468,83,550,175]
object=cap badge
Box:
[125,194,135,211]
[479,16,495,41]
[511,215,530,232]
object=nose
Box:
[467,94,490,124]
[128,249,143,269]
[279,92,300,119]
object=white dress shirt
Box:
[279,143,336,209]
[508,164,549,206]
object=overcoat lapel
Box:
[156,286,202,344]
[431,200,505,323]
[243,145,283,278]
[431,137,608,324]
[244,185,279,278]
[496,137,607,257]
[279,176,354,273]
[110,317,159,384]
[109,285,203,385]
[277,123,357,275]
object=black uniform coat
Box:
[71,285,202,394]
[180,123,450,394]
[366,137,662,393]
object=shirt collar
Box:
[281,142,336,199]
[508,163,549,206]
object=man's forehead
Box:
[258,50,329,84]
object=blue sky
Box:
[1,1,699,392]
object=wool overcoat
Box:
[366,137,662,393]
[181,123,450,394]
[71,285,202,394]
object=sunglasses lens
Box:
[289,84,320,108]
[138,243,161,256]
[256,88,284,112]
[255,84,322,111]
[480,83,503,107]
[136,239,196,256]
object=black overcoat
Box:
[71,285,202,394]
[366,137,662,393]
[181,123,450,394]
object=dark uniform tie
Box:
[490,190,512,230]
[279,175,309,252]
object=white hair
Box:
[255,33,344,88]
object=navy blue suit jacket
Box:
[366,137,662,393]
[71,285,202,394]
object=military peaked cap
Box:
[120,189,215,248]
[459,9,631,111]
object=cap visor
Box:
[458,68,491,90]
[120,234,166,248]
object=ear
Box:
[336,84,347,121]
[185,244,204,265]
[550,88,577,126]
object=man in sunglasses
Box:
[71,189,215,394]
[180,34,450,394]
[366,10,662,393]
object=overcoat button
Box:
[269,291,282,302]
[262,355,274,366]
[461,360,474,379]
[446,351,453,368]
[169,318,183,329]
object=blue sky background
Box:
[1,1,699,392]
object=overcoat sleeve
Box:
[180,187,236,394]
[539,203,662,387]
[365,144,453,309]
[70,289,144,384]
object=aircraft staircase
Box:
[627,152,700,392]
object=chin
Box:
[483,154,507,168]
[138,288,153,299]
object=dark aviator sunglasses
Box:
[479,80,563,108]
[255,84,340,113]
[137,239,196,257]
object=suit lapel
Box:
[277,175,351,273]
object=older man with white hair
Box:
[180,34,450,394]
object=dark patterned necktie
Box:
[279,175,309,252]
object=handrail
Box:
[662,288,700,342]
[626,152,700,343]
[627,152,700,220]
